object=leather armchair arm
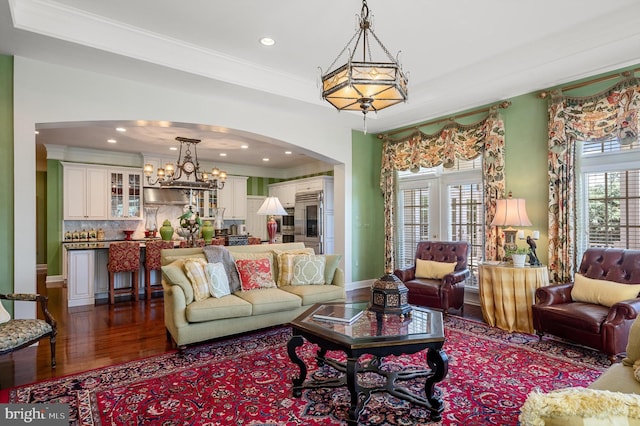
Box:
[394,267,415,282]
[443,269,470,286]
[534,282,574,305]
[606,299,640,323]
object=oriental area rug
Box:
[3,316,609,425]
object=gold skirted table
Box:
[478,263,549,334]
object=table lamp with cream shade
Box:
[257,196,287,244]
[490,191,532,257]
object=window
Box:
[397,157,483,286]
[577,137,640,253]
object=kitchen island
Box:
[63,237,259,307]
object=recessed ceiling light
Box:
[220,153,227,157]
[170,147,178,151]
[262,158,270,162]
[285,151,292,155]
[107,139,117,144]
[241,145,249,149]
[116,127,126,132]
[260,37,275,46]
[34,130,39,135]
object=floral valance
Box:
[379,110,506,270]
[547,75,640,283]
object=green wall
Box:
[351,130,385,281]
[46,160,63,276]
[0,55,13,311]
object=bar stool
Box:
[144,239,174,300]
[107,241,141,304]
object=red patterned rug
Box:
[3,316,609,425]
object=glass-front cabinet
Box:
[109,168,143,219]
[191,189,218,219]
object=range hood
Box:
[143,187,189,206]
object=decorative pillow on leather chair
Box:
[571,273,640,308]
[415,259,456,279]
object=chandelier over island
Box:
[320,0,408,132]
[144,137,227,189]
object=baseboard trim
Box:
[46,275,65,288]
[345,279,374,292]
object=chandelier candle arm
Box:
[144,137,227,190]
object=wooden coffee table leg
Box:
[424,347,449,421]
[346,357,361,426]
[287,335,307,397]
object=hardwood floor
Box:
[0,271,485,390]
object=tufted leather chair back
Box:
[577,248,640,284]
[415,241,469,271]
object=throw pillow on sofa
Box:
[291,255,326,285]
[205,262,231,298]
[183,258,210,302]
[274,248,315,286]
[236,258,277,291]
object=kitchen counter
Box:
[63,239,181,250]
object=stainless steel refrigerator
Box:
[294,191,323,254]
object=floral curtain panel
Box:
[547,76,640,283]
[380,109,506,271]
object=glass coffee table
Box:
[287,301,447,425]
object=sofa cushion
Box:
[234,288,302,315]
[590,363,640,394]
[323,254,343,285]
[415,259,456,279]
[205,262,231,298]
[185,294,252,323]
[519,387,640,426]
[571,273,640,307]
[274,248,315,286]
[161,259,195,304]
[183,258,210,302]
[292,255,326,285]
[281,285,345,306]
[236,258,277,291]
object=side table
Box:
[479,263,549,334]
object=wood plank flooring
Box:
[0,271,484,390]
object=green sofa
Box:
[161,242,345,348]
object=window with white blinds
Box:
[397,187,430,268]
[578,136,640,252]
[396,158,483,287]
[449,183,483,286]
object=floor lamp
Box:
[257,196,287,244]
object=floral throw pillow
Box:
[205,262,231,298]
[236,258,277,291]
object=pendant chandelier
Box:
[143,137,227,190]
[320,0,408,132]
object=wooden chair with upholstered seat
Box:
[107,241,141,304]
[0,293,57,367]
[144,239,175,300]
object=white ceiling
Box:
[2,0,640,169]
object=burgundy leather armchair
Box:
[393,241,470,315]
[532,248,640,363]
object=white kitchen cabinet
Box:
[67,249,95,307]
[109,168,143,220]
[295,178,325,193]
[218,176,247,220]
[268,181,296,208]
[63,163,109,220]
